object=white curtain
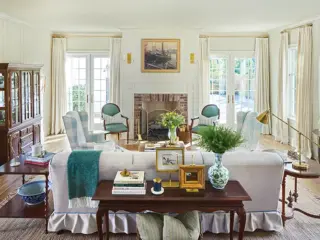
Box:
[109,38,121,106]
[198,38,210,113]
[296,26,313,158]
[255,38,270,134]
[50,38,67,135]
[275,33,289,143]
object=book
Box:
[24,160,49,167]
[114,171,144,184]
[113,183,145,187]
[26,152,55,163]
[113,182,146,190]
[112,189,146,195]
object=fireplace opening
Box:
[134,94,188,141]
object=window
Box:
[288,46,298,118]
[65,53,110,130]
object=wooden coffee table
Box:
[93,180,251,240]
[0,155,53,233]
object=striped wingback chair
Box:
[63,111,104,150]
[101,103,129,143]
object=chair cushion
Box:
[163,211,200,240]
[105,123,128,132]
[103,112,124,124]
[199,115,218,126]
[136,213,163,240]
[192,124,208,133]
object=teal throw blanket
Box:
[67,150,102,208]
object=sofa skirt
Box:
[48,211,282,234]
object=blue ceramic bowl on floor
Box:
[17,180,52,205]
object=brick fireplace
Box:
[134,93,188,140]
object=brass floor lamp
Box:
[256,109,319,170]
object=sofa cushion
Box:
[136,213,163,240]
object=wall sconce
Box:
[190,53,195,64]
[127,53,132,64]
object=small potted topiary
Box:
[198,125,244,189]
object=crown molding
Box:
[0,12,31,26]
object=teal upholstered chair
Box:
[101,103,129,143]
[190,104,220,145]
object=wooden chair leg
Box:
[127,131,129,143]
[117,133,120,141]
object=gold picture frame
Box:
[141,39,180,73]
[155,147,185,172]
[179,165,205,191]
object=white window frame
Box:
[288,45,298,120]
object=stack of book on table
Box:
[25,152,55,167]
[112,171,146,195]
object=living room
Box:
[0,0,320,239]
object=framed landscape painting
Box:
[141,39,180,73]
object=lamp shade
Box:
[256,110,270,125]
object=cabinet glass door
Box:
[33,72,41,117]
[11,72,20,125]
[22,71,32,121]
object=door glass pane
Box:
[0,73,4,88]
[0,91,4,107]
[0,110,5,126]
[92,57,110,128]
[209,57,228,124]
[11,72,20,124]
[234,58,256,122]
[34,72,40,116]
[66,56,87,112]
[21,72,32,121]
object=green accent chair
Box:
[101,103,129,143]
[190,104,220,145]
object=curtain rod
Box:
[281,23,313,33]
[52,34,122,38]
[199,34,268,38]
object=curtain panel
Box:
[255,38,270,134]
[296,26,313,158]
[198,38,210,112]
[109,38,122,106]
[50,38,67,135]
[275,33,289,143]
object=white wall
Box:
[0,16,51,137]
[66,37,110,52]
[268,20,320,158]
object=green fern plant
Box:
[197,125,244,154]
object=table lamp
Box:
[256,109,314,170]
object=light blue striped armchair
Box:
[63,111,105,150]
[236,111,263,150]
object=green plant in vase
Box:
[198,125,244,189]
[159,111,185,145]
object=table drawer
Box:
[20,127,28,137]
[20,133,33,147]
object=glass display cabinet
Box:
[0,64,43,166]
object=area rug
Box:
[0,177,319,240]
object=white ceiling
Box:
[1,0,320,33]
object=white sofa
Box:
[48,150,284,234]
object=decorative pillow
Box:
[136,213,163,240]
[163,211,200,240]
[103,112,124,124]
[199,115,218,126]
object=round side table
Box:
[281,163,320,226]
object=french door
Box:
[209,52,256,128]
[66,53,110,130]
